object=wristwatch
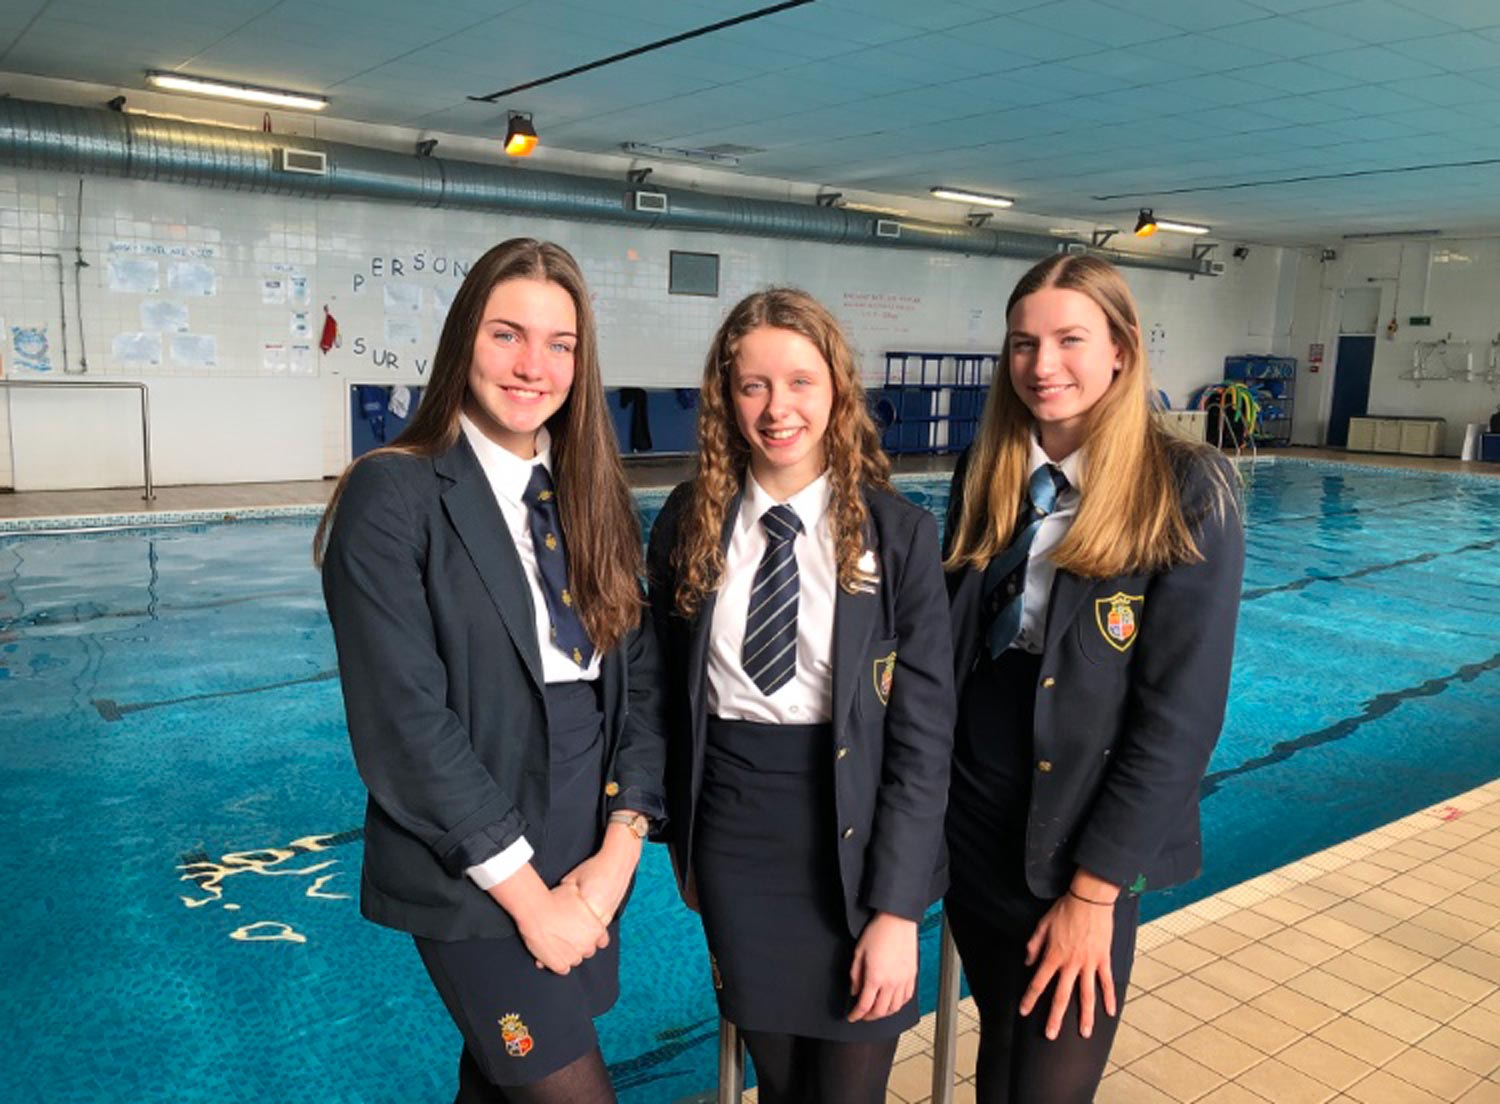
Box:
[607,811,651,840]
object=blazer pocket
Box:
[1076,590,1145,666]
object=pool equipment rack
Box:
[0,379,153,499]
[872,351,995,455]
[1223,355,1295,445]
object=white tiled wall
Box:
[0,165,1290,490]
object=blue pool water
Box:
[3,459,1499,1103]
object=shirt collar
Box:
[1027,433,1083,495]
[459,412,552,508]
[741,470,831,535]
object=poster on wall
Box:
[140,300,189,332]
[290,312,311,339]
[112,332,162,367]
[261,278,287,305]
[109,257,160,294]
[385,317,422,346]
[290,274,310,306]
[169,261,217,297]
[171,333,217,369]
[12,325,50,372]
[288,344,314,376]
[383,283,422,313]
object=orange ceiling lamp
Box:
[1134,208,1158,237]
[504,112,538,157]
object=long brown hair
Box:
[945,254,1234,578]
[315,237,642,653]
[674,287,892,616]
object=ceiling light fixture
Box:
[621,141,739,166]
[1134,209,1158,237]
[504,112,538,157]
[1137,208,1210,236]
[145,71,327,111]
[930,187,1014,209]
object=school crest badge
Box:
[873,651,896,706]
[499,1013,534,1058]
[1093,593,1144,653]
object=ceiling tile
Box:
[1292,0,1463,41]
[1317,45,1446,81]
[1205,15,1366,57]
[1097,0,1268,33]
[1010,0,1182,46]
[1389,30,1500,70]
[1232,60,1362,94]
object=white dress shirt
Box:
[1013,437,1084,655]
[707,472,837,724]
[457,413,601,890]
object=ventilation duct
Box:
[0,97,1212,276]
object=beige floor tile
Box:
[1155,976,1242,1021]
[1312,872,1382,901]
[1471,927,1500,956]
[1355,887,1429,922]
[1324,900,1402,935]
[1214,1004,1304,1054]
[951,1081,976,1104]
[1349,936,1435,977]
[1463,881,1500,909]
[1446,946,1500,986]
[1313,1016,1408,1066]
[1195,1084,1270,1104]
[1412,908,1490,945]
[1406,863,1477,893]
[1185,924,1257,958]
[1285,968,1375,1013]
[1278,1036,1376,1091]
[1419,1026,1500,1078]
[1449,1005,1500,1046]
[1334,862,1392,887]
[1389,839,1448,862]
[1219,910,1284,941]
[1412,961,1499,1004]
[1298,914,1376,952]
[1320,951,1405,994]
[953,1031,978,1080]
[1384,923,1464,960]
[1096,1068,1178,1103]
[1194,959,1278,1003]
[1151,939,1221,974]
[1111,1021,1160,1067]
[887,1053,934,1103]
[1283,884,1346,912]
[1346,995,1441,1044]
[1384,977,1473,1022]
[1129,1046,1227,1101]
[1250,986,1342,1033]
[1342,1069,1446,1104]
[1454,1080,1500,1104]
[1230,943,1308,984]
[1174,1023,1266,1079]
[1266,928,1344,968]
[1384,1048,1483,1099]
[1365,851,1424,874]
[1255,897,1317,926]
[1132,954,1184,993]
[1124,993,1202,1045]
[1237,1056,1340,1104]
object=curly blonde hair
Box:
[673,288,892,615]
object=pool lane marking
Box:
[1243,534,1500,601]
[1201,648,1500,799]
[92,667,338,721]
[1257,490,1457,526]
[4,588,311,631]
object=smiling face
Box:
[730,325,834,498]
[1006,285,1122,459]
[463,277,577,458]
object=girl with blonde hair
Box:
[648,288,954,1104]
[943,253,1244,1102]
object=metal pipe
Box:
[0,380,153,499]
[0,97,1213,277]
[931,912,962,1104]
[717,1018,744,1104]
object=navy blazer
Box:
[322,436,667,942]
[647,480,955,936]
[945,447,1244,899]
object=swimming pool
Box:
[2,459,1498,1103]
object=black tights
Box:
[946,898,1139,1104]
[740,1029,898,1104]
[455,1045,615,1104]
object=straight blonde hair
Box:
[945,254,1234,578]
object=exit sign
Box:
[1409,315,1433,326]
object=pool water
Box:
[2,460,1498,1103]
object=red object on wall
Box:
[319,307,338,353]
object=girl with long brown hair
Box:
[647,288,954,1104]
[318,238,665,1104]
[943,253,1244,1102]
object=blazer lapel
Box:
[831,525,880,729]
[437,438,545,693]
[1043,569,1096,657]
[687,489,743,727]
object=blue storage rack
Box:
[350,384,424,458]
[1223,355,1296,446]
[876,351,996,455]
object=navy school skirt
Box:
[415,680,619,1086]
[694,717,918,1041]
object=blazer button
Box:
[842,827,855,839]
[1041,677,1056,689]
[1036,760,1053,773]
[604,781,620,797]
[836,746,849,760]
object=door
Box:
[1327,336,1375,448]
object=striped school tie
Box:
[742,504,804,696]
[522,464,594,669]
[982,463,1069,658]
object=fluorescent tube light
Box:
[930,187,1014,209]
[146,72,328,111]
